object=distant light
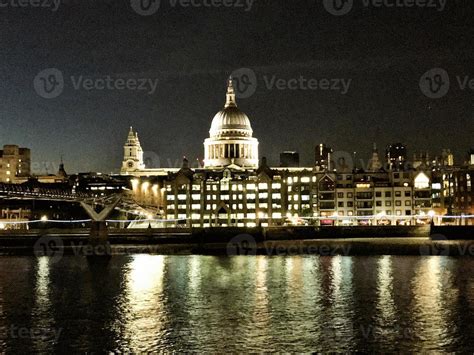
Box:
[40,215,48,222]
[0,223,5,230]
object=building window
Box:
[396,201,401,206]
[405,201,411,206]
[337,192,344,198]
[385,192,391,197]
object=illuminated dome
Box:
[210,106,253,138]
[204,78,259,169]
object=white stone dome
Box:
[209,106,253,138]
[203,77,259,169]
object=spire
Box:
[127,126,135,140]
[225,76,237,108]
[58,156,67,178]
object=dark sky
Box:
[0,0,472,173]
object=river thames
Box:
[0,255,473,352]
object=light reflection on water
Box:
[0,255,473,352]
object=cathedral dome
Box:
[203,77,259,169]
[209,78,253,138]
[210,106,253,138]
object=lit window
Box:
[414,172,430,189]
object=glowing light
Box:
[40,215,48,222]
[414,172,430,189]
[131,179,140,190]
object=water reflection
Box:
[411,257,458,351]
[122,255,167,351]
[0,255,472,352]
[375,256,397,345]
[32,257,55,352]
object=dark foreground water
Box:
[0,255,473,352]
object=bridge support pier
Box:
[80,197,121,257]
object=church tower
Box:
[121,127,145,174]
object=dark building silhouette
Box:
[280,151,300,167]
[315,144,333,171]
[386,143,407,171]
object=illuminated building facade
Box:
[121,78,472,226]
[0,145,31,183]
[129,160,435,227]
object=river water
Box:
[0,255,473,352]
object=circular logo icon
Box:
[34,68,64,99]
[323,0,353,16]
[331,150,354,171]
[143,151,161,169]
[34,236,64,263]
[419,234,449,256]
[230,68,257,99]
[419,68,450,99]
[131,0,160,16]
[226,234,257,256]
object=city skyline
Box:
[1,0,473,172]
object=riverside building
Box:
[120,78,471,226]
[0,145,30,183]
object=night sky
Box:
[1,0,472,173]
